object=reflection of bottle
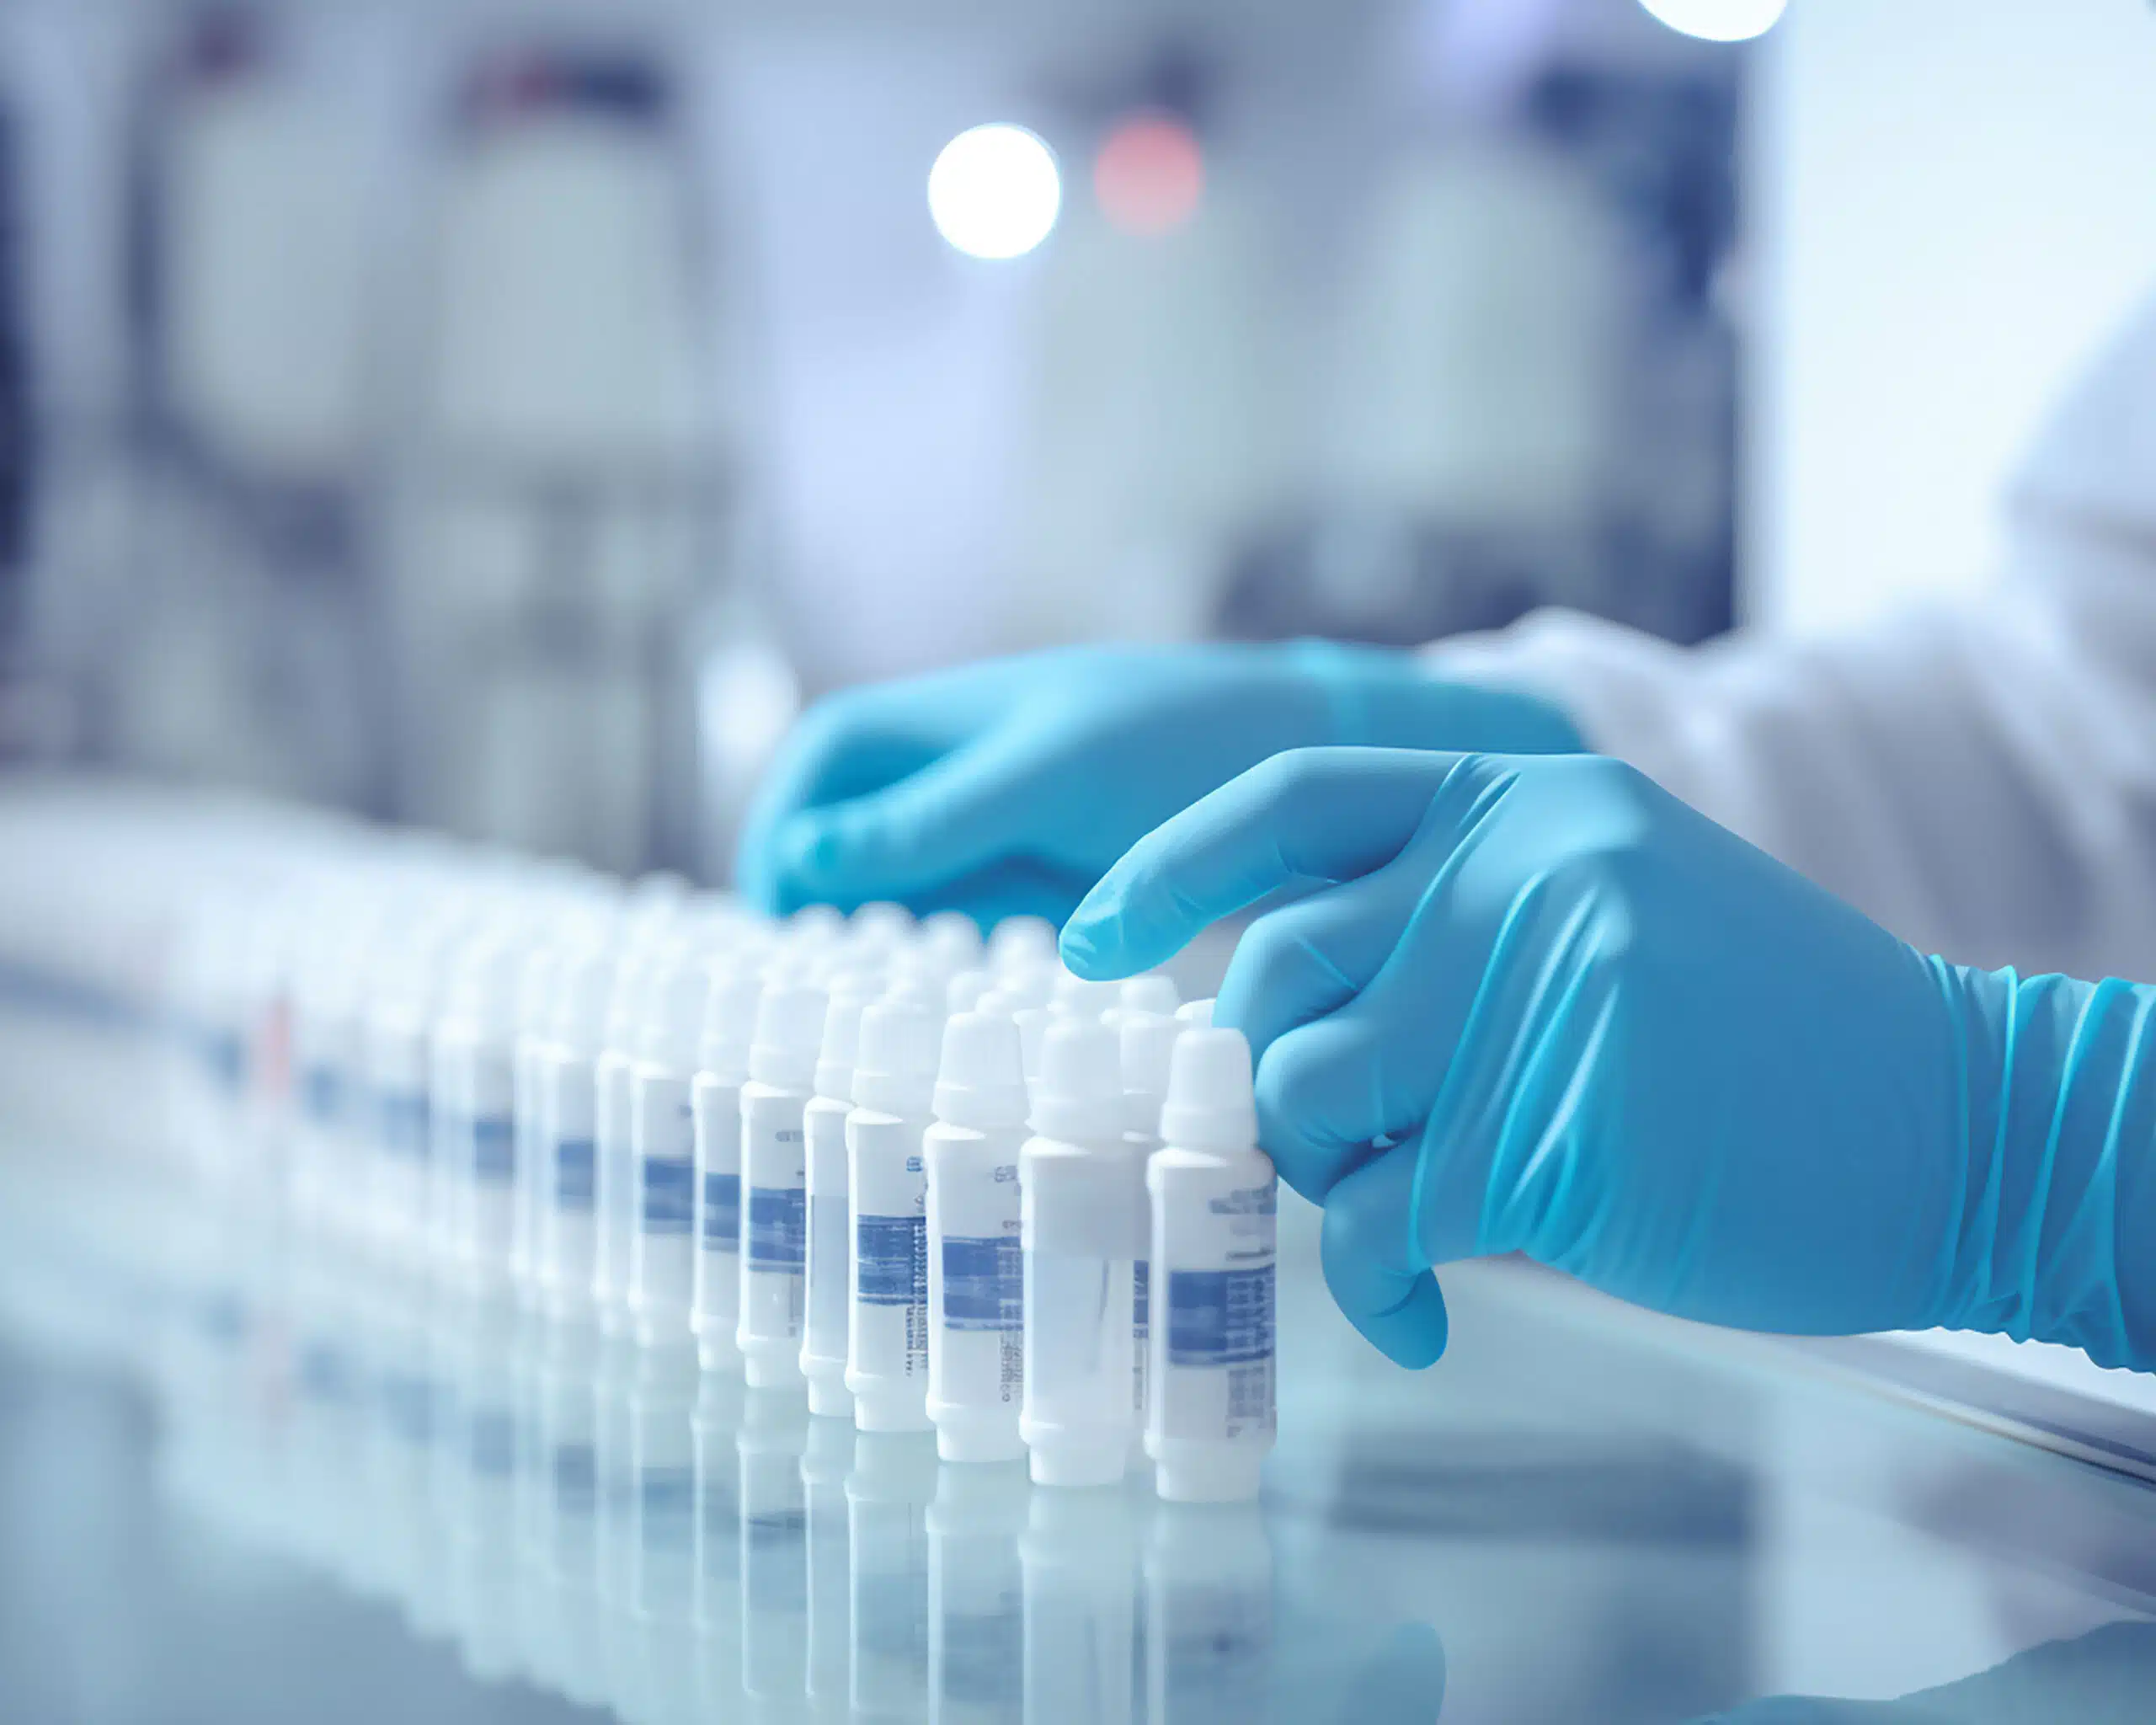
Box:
[738,1382,811,1706]
[846,1431,938,1722]
[628,1343,700,1722]
[1145,1500,1273,1725]
[431,1290,524,1685]
[1022,1484,1139,1725]
[528,1315,606,1710]
[927,1462,1029,1723]
[801,1412,857,1717]
[691,1370,748,1717]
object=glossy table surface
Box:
[1,1119,2154,1725]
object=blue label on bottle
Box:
[554,1137,596,1210]
[857,1215,927,1307]
[642,1157,695,1234]
[379,1090,430,1161]
[941,1236,1022,1332]
[639,1466,696,1529]
[552,1442,597,1513]
[302,1065,342,1125]
[702,1172,741,1252]
[1166,1265,1274,1368]
[1134,1259,1150,1337]
[471,1114,515,1183]
[746,1186,806,1270]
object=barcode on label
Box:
[857,1214,927,1307]
[942,1236,1022,1332]
[554,1137,596,1210]
[702,1172,740,1252]
[642,1157,695,1233]
[747,1186,807,1270]
[1226,1360,1272,1423]
[1166,1264,1274,1367]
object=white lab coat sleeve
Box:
[1422,293,2156,983]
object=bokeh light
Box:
[1094,111,1205,238]
[1636,0,1788,42]
[927,123,1062,260]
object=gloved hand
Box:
[735,643,1582,923]
[1059,748,2156,1373]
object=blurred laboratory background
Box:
[0,0,1755,878]
[4,0,2155,879]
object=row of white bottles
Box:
[152,811,1273,1503]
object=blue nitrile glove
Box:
[735,643,1581,923]
[1696,1621,2156,1722]
[1059,748,2156,1373]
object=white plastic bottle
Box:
[1146,1028,1276,1503]
[432,930,528,1288]
[799,974,879,1418]
[1175,996,1214,1031]
[509,941,568,1299]
[592,943,663,1330]
[1119,1007,1187,1438]
[923,1010,1030,1463]
[531,944,618,1318]
[691,951,766,1371]
[737,979,827,1386]
[843,996,942,1434]
[1019,1017,1146,1487]
[627,953,713,1350]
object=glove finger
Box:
[776,724,1059,907]
[1256,1007,1430,1199]
[1217,846,1435,1071]
[1321,1141,1449,1367]
[737,689,953,911]
[1061,748,1465,980]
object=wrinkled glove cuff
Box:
[1934,961,2156,1373]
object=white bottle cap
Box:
[996,962,1057,1011]
[1158,1027,1257,1152]
[944,968,993,1017]
[1119,973,1181,1017]
[921,909,984,969]
[972,988,1016,1018]
[814,972,880,1102]
[851,901,915,945]
[699,950,767,1080]
[931,1011,1030,1130]
[441,929,527,1039]
[785,904,847,948]
[988,915,1059,975]
[1118,1009,1186,1139]
[548,943,618,1054]
[750,978,828,1090]
[1050,969,1122,1023]
[1175,997,1215,1031]
[1013,1006,1051,1088]
[643,946,714,1070]
[1028,1017,1124,1144]
[851,996,942,1118]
